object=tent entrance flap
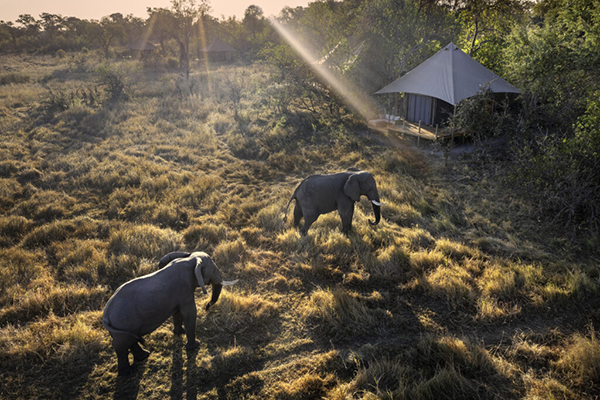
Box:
[407,94,433,125]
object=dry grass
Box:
[0,55,598,400]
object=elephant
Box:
[102,251,238,376]
[285,168,385,235]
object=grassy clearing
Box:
[0,55,599,399]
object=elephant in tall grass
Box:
[285,168,385,235]
[103,251,237,376]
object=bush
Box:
[511,95,600,232]
[448,90,515,145]
[95,62,137,103]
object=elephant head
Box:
[159,251,234,311]
[343,171,384,226]
[194,255,224,311]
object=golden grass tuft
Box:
[213,238,246,267]
[476,296,521,322]
[270,372,334,399]
[0,311,105,367]
[555,329,600,386]
[300,287,388,337]
[370,243,409,281]
[256,204,286,232]
[409,249,447,275]
[276,229,302,252]
[0,279,107,324]
[205,290,277,333]
[174,174,221,208]
[22,217,106,248]
[435,238,476,261]
[313,229,354,262]
[477,263,522,300]
[52,239,108,283]
[423,264,475,307]
[183,222,228,249]
[0,215,33,246]
[0,247,47,292]
[108,223,183,259]
[396,227,435,250]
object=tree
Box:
[0,21,21,51]
[39,13,64,44]
[172,0,211,76]
[94,16,126,59]
[359,0,455,89]
[243,5,265,39]
[147,0,211,77]
[146,7,176,55]
[16,14,40,50]
[456,0,528,72]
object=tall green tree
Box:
[16,14,40,50]
[456,0,529,72]
[0,21,21,51]
[39,13,64,45]
[148,0,211,76]
[358,0,455,90]
[93,15,126,59]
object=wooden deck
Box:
[368,118,461,142]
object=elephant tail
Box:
[103,315,145,345]
[283,192,297,222]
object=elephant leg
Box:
[180,301,200,350]
[339,204,355,234]
[173,308,185,335]
[301,213,319,235]
[131,341,150,363]
[112,334,135,376]
[293,203,303,227]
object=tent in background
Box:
[375,43,520,126]
[200,38,238,62]
[129,38,158,55]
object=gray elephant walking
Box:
[103,251,237,376]
[285,168,384,235]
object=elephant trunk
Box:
[205,284,222,311]
[369,202,381,226]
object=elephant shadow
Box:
[169,336,218,400]
[113,363,145,400]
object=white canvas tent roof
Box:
[129,38,158,51]
[201,38,237,53]
[375,43,519,106]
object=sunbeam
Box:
[196,14,213,97]
[268,18,377,120]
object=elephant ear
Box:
[194,258,208,294]
[343,174,360,202]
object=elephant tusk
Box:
[371,200,386,206]
[221,280,239,286]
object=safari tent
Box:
[200,38,238,62]
[375,43,520,126]
[129,38,158,53]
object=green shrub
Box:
[167,58,179,69]
[95,62,136,103]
